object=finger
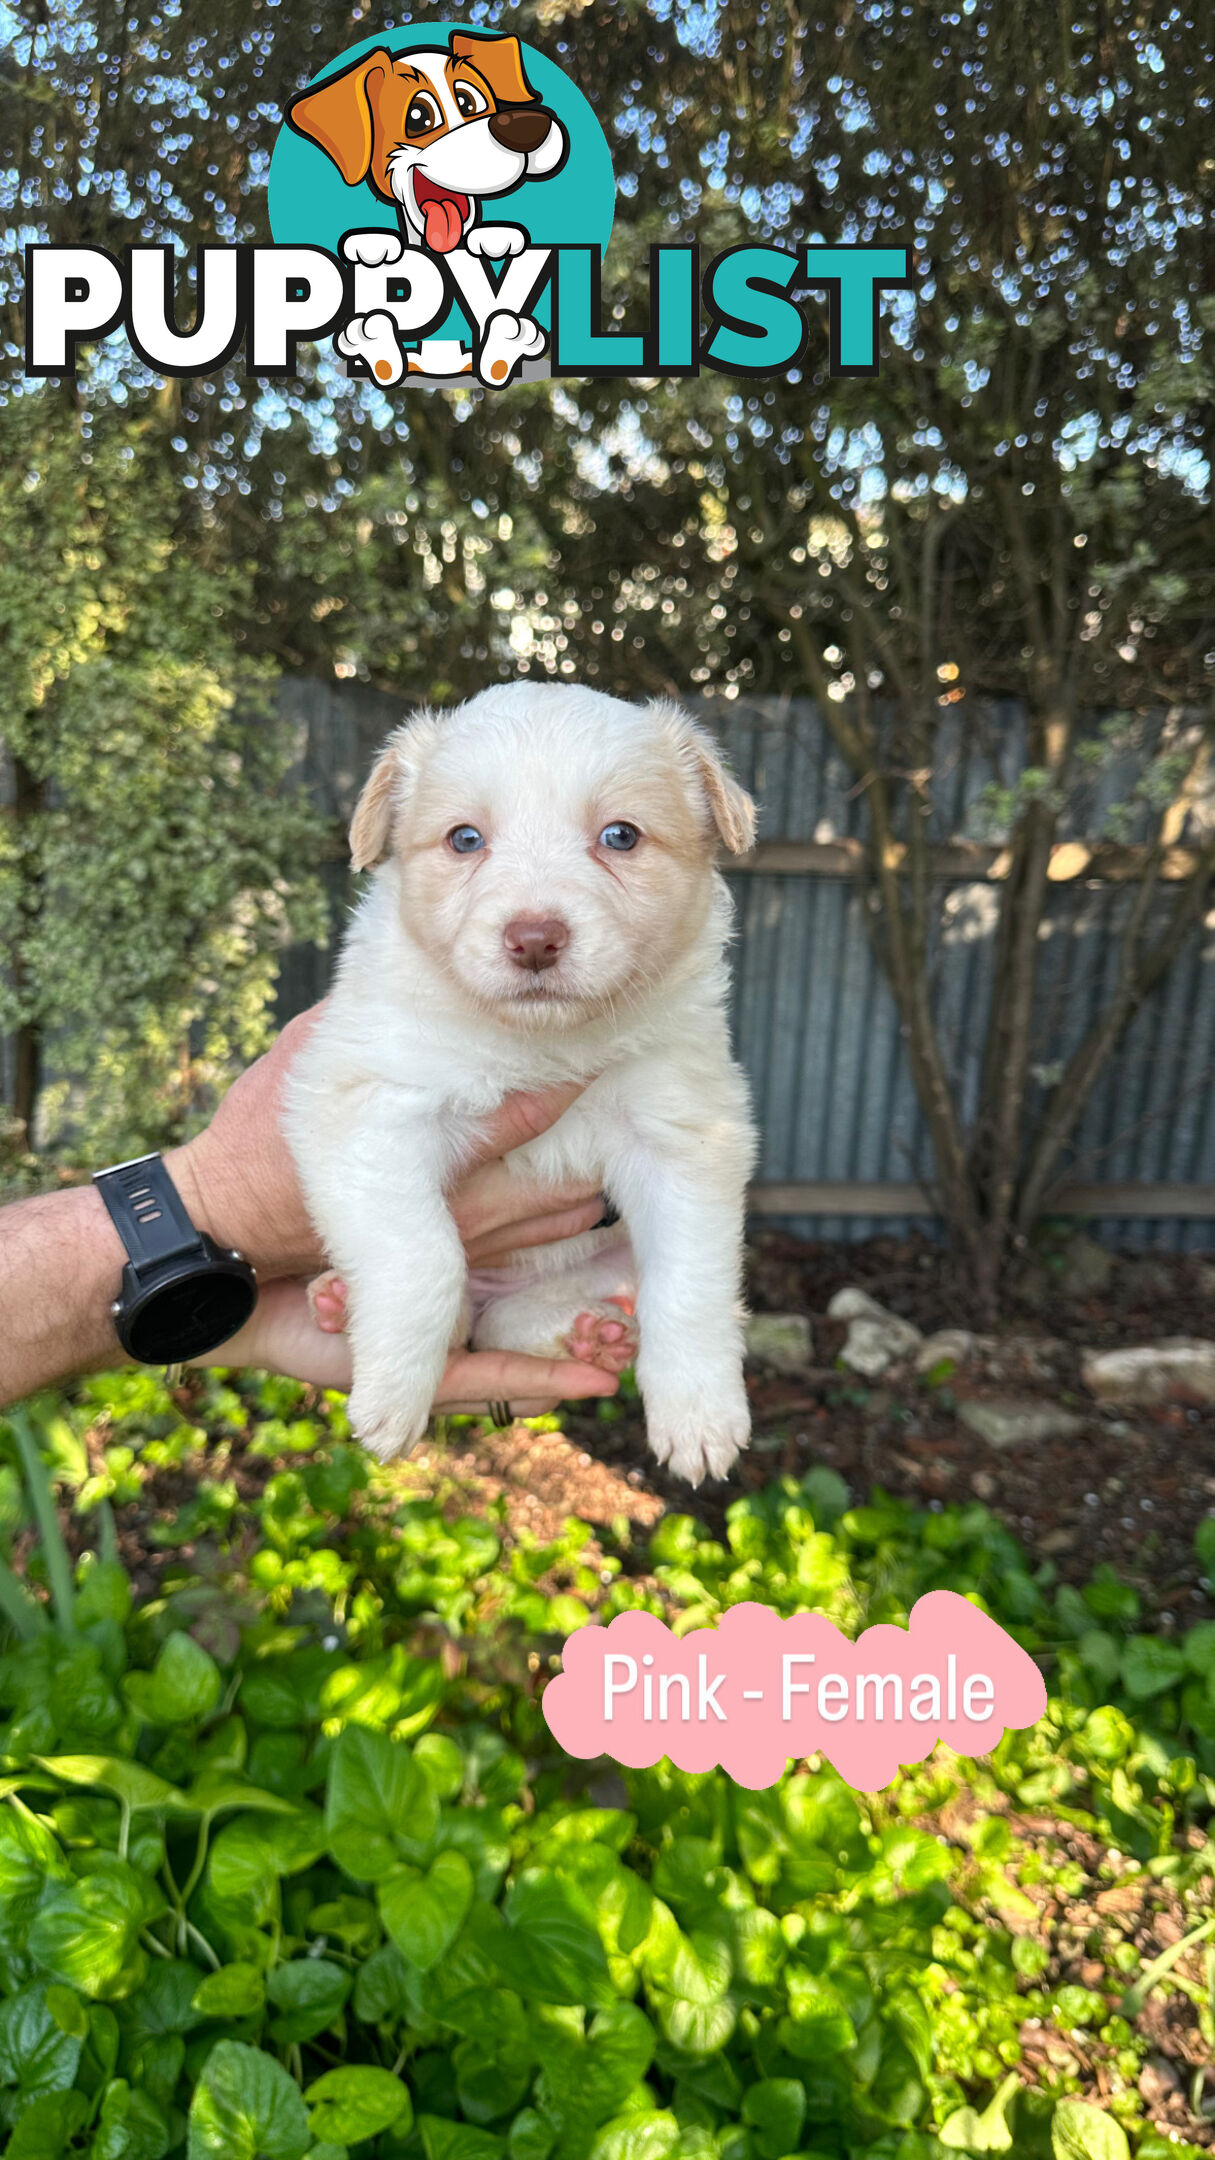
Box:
[206,1279,353,1389]
[464,1196,609,1265]
[461,1081,591,1170]
[435,1348,619,1406]
[450,1155,603,1244]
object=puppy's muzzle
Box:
[489,107,555,154]
[504,915,569,973]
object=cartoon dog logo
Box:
[287,31,567,386]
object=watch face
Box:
[126,1268,257,1363]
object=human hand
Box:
[178,1003,619,1414]
[169,1004,609,1275]
[212,1277,620,1416]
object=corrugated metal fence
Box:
[276,679,1215,1251]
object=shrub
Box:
[0,1379,1211,2159]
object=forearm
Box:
[0,1182,132,1406]
[0,1133,242,1409]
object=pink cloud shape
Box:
[542,1592,1046,1792]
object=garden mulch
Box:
[544,1231,1215,1625]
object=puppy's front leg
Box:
[297,1108,467,1462]
[604,1102,753,1486]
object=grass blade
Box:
[6,1408,77,1638]
[1120,1912,1215,2019]
[97,1499,119,1568]
[0,1552,49,1640]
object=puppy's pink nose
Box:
[504,916,569,972]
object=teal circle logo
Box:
[268,24,614,381]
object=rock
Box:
[970,1471,998,1500]
[1057,1233,1114,1299]
[827,1287,888,1322]
[1082,1338,1215,1406]
[1138,2057,1184,2108]
[915,1328,987,1375]
[839,1319,923,1378]
[745,1312,814,1375]
[827,1288,922,1377]
[957,1398,1085,1451]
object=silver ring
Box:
[489,1401,513,1429]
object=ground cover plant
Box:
[0,1372,1213,2159]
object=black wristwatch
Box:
[94,1153,258,1364]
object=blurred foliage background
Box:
[2,0,1214,1295]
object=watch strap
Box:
[93,1154,207,1277]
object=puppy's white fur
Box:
[283,683,757,1485]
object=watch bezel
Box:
[114,1238,258,1364]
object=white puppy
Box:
[283,683,757,1485]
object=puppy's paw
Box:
[477,309,546,387]
[644,1377,750,1487]
[307,1270,347,1333]
[341,228,405,269]
[346,1380,430,1464]
[563,1298,639,1375]
[335,310,405,385]
[465,224,527,260]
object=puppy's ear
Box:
[287,49,392,186]
[350,713,442,870]
[450,31,538,105]
[350,741,401,871]
[659,704,757,856]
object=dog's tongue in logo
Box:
[414,174,470,253]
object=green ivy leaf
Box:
[265,1958,351,2045]
[44,1985,88,2041]
[191,1964,266,2019]
[181,1773,300,1820]
[6,2088,91,2157]
[352,1944,411,2026]
[379,1849,474,1970]
[418,2116,504,2160]
[1051,2099,1131,2160]
[125,1633,222,1726]
[497,1870,613,2007]
[88,2077,172,2160]
[122,1960,205,2041]
[325,1726,438,1882]
[1119,1638,1187,1702]
[534,2001,656,2148]
[0,1805,72,1946]
[0,1983,84,2100]
[587,2108,682,2160]
[940,2072,1020,2152]
[36,1755,184,1811]
[27,1861,159,1998]
[742,2078,806,2159]
[186,2039,311,2160]
[304,2064,413,2143]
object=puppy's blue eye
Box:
[448,825,486,854]
[599,822,640,852]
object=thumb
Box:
[464,1079,590,1167]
